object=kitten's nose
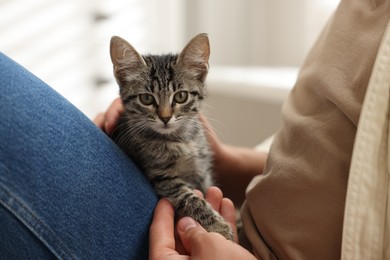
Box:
[159,116,171,124]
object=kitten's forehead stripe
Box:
[144,54,178,92]
[168,82,174,93]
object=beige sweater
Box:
[240,1,390,259]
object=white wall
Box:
[183,0,338,146]
[185,0,338,67]
[0,0,339,146]
[205,67,298,146]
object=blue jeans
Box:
[0,53,158,259]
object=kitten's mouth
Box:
[154,122,178,134]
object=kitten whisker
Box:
[200,114,228,139]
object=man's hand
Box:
[149,187,256,260]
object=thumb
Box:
[177,217,207,254]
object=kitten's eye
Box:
[174,91,188,104]
[139,94,155,106]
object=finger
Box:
[177,217,208,254]
[149,199,177,258]
[220,198,238,242]
[93,113,105,130]
[193,189,204,199]
[174,227,188,255]
[220,198,236,226]
[205,186,223,212]
[104,97,123,135]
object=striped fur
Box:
[110,34,234,240]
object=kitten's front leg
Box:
[152,176,234,241]
[175,189,235,241]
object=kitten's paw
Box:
[206,218,235,241]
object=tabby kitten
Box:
[109,33,234,241]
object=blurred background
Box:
[0,0,339,147]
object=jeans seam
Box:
[0,181,77,260]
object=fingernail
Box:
[179,217,197,232]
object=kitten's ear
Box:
[110,36,146,83]
[177,33,210,82]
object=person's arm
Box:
[149,188,256,260]
[200,115,267,206]
[214,144,267,207]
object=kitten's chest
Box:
[143,140,199,162]
[135,138,212,185]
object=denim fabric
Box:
[0,53,158,259]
